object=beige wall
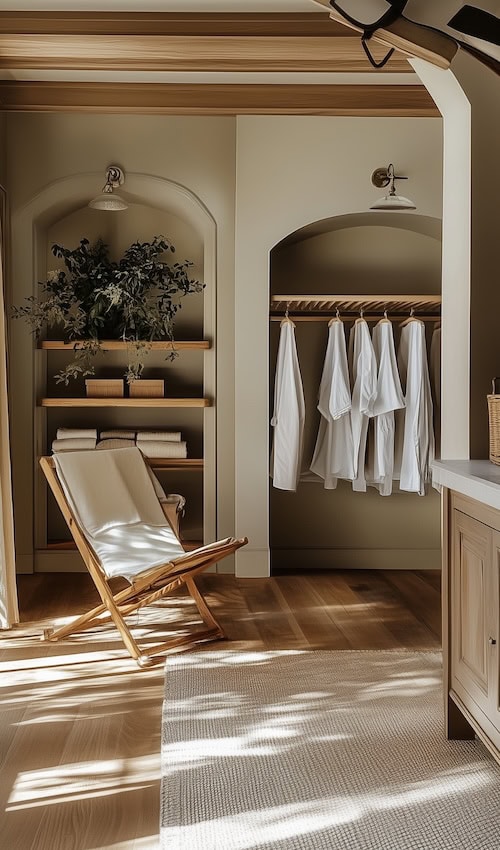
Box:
[446,52,500,459]
[5,110,446,577]
[6,113,236,572]
[235,115,443,576]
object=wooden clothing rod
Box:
[270,314,441,323]
[270,294,442,316]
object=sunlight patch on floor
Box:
[7,754,159,811]
[87,837,158,850]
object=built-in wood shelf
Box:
[39,456,203,469]
[39,397,211,408]
[38,339,210,350]
[42,538,203,552]
[149,458,203,469]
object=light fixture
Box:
[89,165,128,211]
[370,163,416,210]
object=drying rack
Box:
[270,294,441,322]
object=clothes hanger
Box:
[328,307,341,325]
[399,307,418,328]
[280,302,295,326]
[377,308,391,325]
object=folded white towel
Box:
[56,427,98,441]
[52,438,97,452]
[97,439,136,450]
[100,430,136,440]
[136,431,181,442]
[136,440,187,459]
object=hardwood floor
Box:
[1,570,441,850]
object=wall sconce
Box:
[370,163,416,210]
[89,165,128,211]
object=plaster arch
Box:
[10,172,217,574]
[274,212,442,249]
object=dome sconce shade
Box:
[89,165,128,211]
[370,163,416,210]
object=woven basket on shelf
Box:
[487,378,500,465]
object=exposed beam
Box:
[0,34,411,73]
[0,81,440,116]
[0,12,346,37]
[0,12,411,74]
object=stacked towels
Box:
[136,431,187,459]
[97,438,136,450]
[52,428,97,452]
[95,429,137,451]
[51,427,187,458]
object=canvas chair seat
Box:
[40,447,247,667]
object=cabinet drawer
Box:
[451,510,491,714]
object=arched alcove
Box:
[9,172,217,574]
[269,212,443,573]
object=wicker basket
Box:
[85,378,124,398]
[129,379,164,398]
[487,378,500,465]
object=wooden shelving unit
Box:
[39,397,211,408]
[36,334,212,568]
[39,339,211,351]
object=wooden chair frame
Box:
[39,456,247,667]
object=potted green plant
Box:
[12,235,203,383]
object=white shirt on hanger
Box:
[395,318,435,496]
[310,318,354,489]
[430,324,441,458]
[270,318,305,491]
[349,318,377,492]
[368,319,405,496]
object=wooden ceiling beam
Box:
[0,34,411,73]
[0,11,412,73]
[0,82,439,116]
[0,11,345,37]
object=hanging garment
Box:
[368,319,405,496]
[430,325,441,457]
[310,319,354,489]
[349,318,377,492]
[270,318,305,491]
[395,319,435,496]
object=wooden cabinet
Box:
[446,492,500,759]
[451,509,495,717]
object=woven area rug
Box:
[160,650,500,850]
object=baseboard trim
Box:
[15,553,34,574]
[32,547,440,574]
[235,547,270,578]
[35,550,85,572]
[271,548,441,572]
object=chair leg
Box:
[43,600,109,642]
[100,590,145,663]
[184,575,226,638]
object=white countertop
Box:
[432,459,500,512]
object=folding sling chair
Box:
[39,447,247,668]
